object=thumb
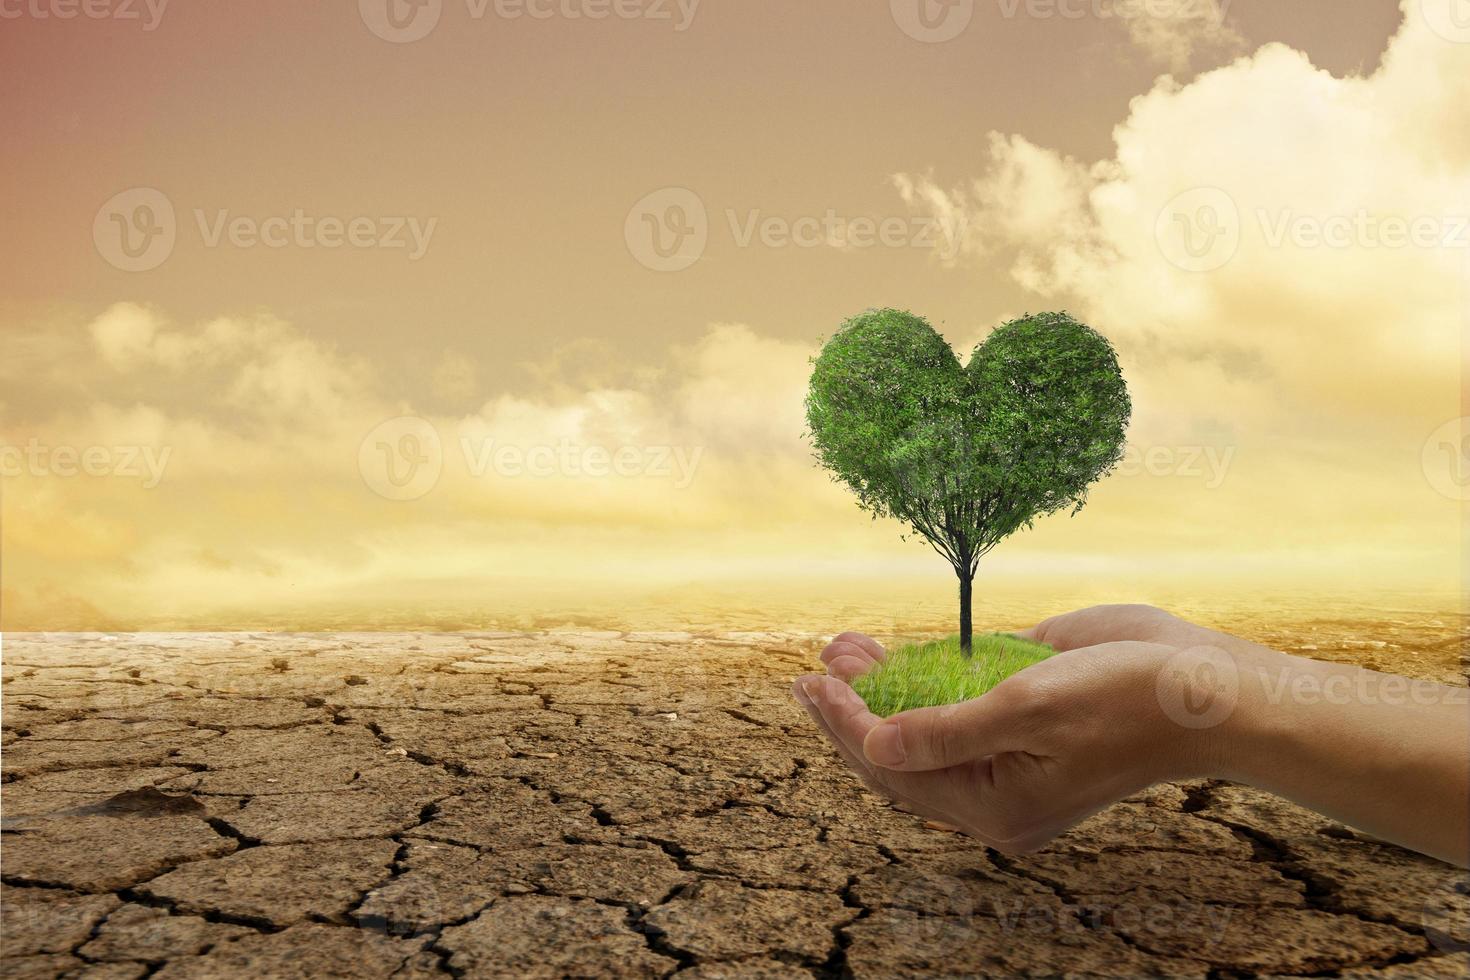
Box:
[862,686,1031,772]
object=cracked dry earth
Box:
[2,632,1467,979]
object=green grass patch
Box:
[851,633,1055,717]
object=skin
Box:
[793,604,1469,868]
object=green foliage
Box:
[805,307,1123,658]
[804,308,1130,654]
[968,311,1133,529]
[851,634,1055,717]
[805,308,1131,569]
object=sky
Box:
[0,0,1465,631]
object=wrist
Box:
[1151,643,1292,782]
[1201,645,1300,784]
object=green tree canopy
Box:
[806,308,1130,653]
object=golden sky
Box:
[1,0,1465,630]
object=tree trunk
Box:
[958,570,974,657]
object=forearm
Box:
[1209,647,1470,866]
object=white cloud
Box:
[85,303,378,428]
[892,135,1096,268]
[90,301,161,370]
[893,2,1467,433]
[1121,0,1245,72]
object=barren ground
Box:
[2,631,1467,978]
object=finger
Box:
[835,631,886,661]
[803,677,968,801]
[1012,612,1087,651]
[793,675,878,777]
[800,674,885,751]
[1017,605,1185,652]
[820,631,886,664]
[827,654,871,683]
[819,639,878,668]
[792,676,952,820]
[794,675,963,822]
[862,686,1032,773]
[1014,610,1150,652]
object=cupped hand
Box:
[795,608,1231,853]
[799,607,1470,867]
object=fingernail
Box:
[798,680,821,707]
[866,722,906,767]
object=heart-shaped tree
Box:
[806,309,1130,656]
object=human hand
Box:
[796,607,1470,866]
[794,618,1224,853]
